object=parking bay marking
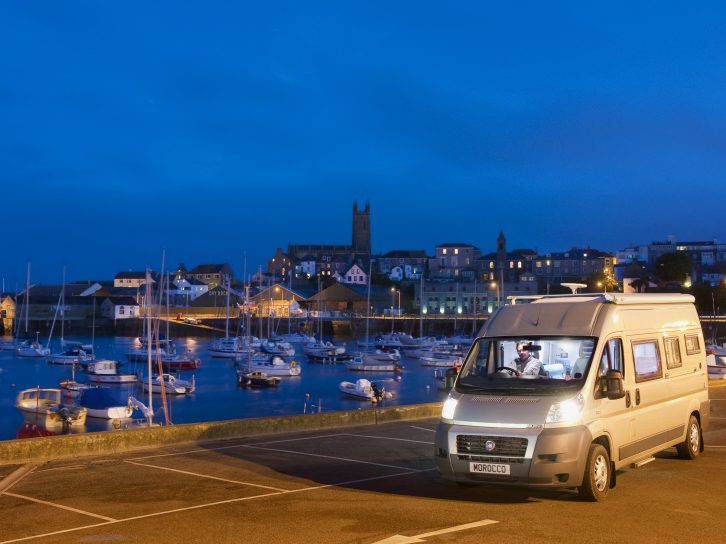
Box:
[372,519,499,544]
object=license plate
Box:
[470,462,511,475]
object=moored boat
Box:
[80,388,134,419]
[346,355,401,373]
[236,370,281,388]
[338,378,393,401]
[15,387,87,428]
[85,359,138,384]
[142,373,195,395]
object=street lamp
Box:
[490,281,500,308]
[390,287,400,333]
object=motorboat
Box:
[338,378,393,401]
[420,353,464,368]
[240,355,301,376]
[236,370,281,388]
[80,388,134,419]
[85,359,138,384]
[304,341,349,362]
[142,373,196,395]
[346,355,401,373]
[15,387,87,428]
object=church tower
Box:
[352,201,371,255]
[496,230,506,269]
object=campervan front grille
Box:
[456,435,528,457]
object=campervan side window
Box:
[632,340,662,382]
[664,337,683,369]
[685,334,700,355]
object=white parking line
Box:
[241,444,420,471]
[126,433,351,461]
[124,460,289,491]
[348,434,433,445]
[2,492,117,522]
[0,468,432,544]
[410,425,436,433]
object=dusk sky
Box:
[2,2,726,288]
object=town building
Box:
[284,201,372,279]
[376,250,427,281]
[186,264,234,289]
[428,243,482,280]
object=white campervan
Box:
[435,293,710,500]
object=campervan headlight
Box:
[545,393,584,424]
[441,397,458,420]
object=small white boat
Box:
[16,333,51,358]
[420,354,464,368]
[85,359,138,384]
[47,345,94,366]
[142,373,196,395]
[80,388,134,419]
[244,355,301,376]
[346,355,402,373]
[707,353,726,380]
[15,387,87,428]
[338,378,393,401]
[236,370,281,388]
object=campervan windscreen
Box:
[456,337,598,394]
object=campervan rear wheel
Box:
[578,443,610,501]
[676,415,701,460]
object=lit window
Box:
[509,262,514,269]
[454,248,459,255]
[517,261,522,269]
[489,262,494,269]
[443,248,447,255]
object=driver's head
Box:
[516,341,531,361]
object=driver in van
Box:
[507,341,542,377]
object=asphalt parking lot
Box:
[2,385,726,544]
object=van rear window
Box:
[685,334,700,355]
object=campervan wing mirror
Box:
[599,369,625,400]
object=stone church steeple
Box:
[352,201,371,255]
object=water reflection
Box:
[0,336,448,441]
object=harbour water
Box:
[0,335,450,441]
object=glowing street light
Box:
[390,287,400,332]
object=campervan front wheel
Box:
[676,414,701,460]
[579,443,610,501]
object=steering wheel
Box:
[495,366,518,376]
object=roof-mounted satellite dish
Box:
[561,282,588,294]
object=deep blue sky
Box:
[2,2,726,288]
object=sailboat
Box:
[47,267,94,365]
[346,258,402,373]
[236,270,285,386]
[209,274,246,358]
[16,262,50,358]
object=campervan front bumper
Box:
[435,422,592,488]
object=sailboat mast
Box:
[60,265,66,344]
[225,274,230,339]
[419,271,424,338]
[24,260,30,334]
[365,258,373,346]
[145,268,153,426]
